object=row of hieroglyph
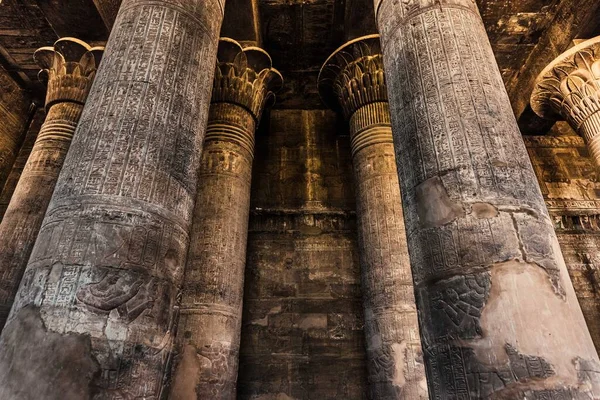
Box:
[0,0,600,398]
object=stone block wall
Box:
[238,109,368,399]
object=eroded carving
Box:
[376,0,600,397]
[0,1,225,397]
[76,270,156,323]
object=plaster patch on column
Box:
[391,342,407,388]
[170,344,204,400]
[467,260,600,397]
[471,202,499,219]
[0,306,100,400]
[415,176,465,228]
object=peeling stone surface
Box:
[525,135,600,353]
[0,0,225,397]
[416,176,465,228]
[375,0,600,397]
[0,306,100,400]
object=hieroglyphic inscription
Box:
[170,39,281,400]
[375,0,600,397]
[0,0,225,397]
[0,38,103,331]
[319,36,427,399]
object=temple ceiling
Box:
[0,0,599,124]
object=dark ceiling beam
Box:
[35,0,107,41]
[221,0,262,47]
[92,0,122,32]
[344,0,377,41]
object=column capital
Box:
[212,38,282,122]
[532,36,600,164]
[318,34,387,120]
[532,36,600,129]
[34,38,104,111]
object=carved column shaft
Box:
[0,108,45,221]
[319,36,427,399]
[171,103,254,399]
[0,38,102,330]
[0,1,225,398]
[170,38,281,399]
[374,0,600,398]
[0,75,33,193]
[532,36,600,166]
[352,104,428,399]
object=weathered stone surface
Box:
[0,108,45,222]
[169,38,282,400]
[0,38,103,331]
[0,306,100,400]
[238,109,368,399]
[319,35,427,399]
[374,0,600,397]
[525,134,600,351]
[506,0,600,121]
[0,0,225,397]
[532,36,600,166]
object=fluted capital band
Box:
[318,35,387,120]
[212,38,283,123]
[34,38,104,110]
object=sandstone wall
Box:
[238,109,368,399]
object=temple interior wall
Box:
[238,109,369,399]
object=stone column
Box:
[0,39,103,330]
[318,35,427,399]
[0,1,225,399]
[374,0,600,398]
[170,38,282,400]
[0,108,45,221]
[532,36,600,166]
[0,73,34,193]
